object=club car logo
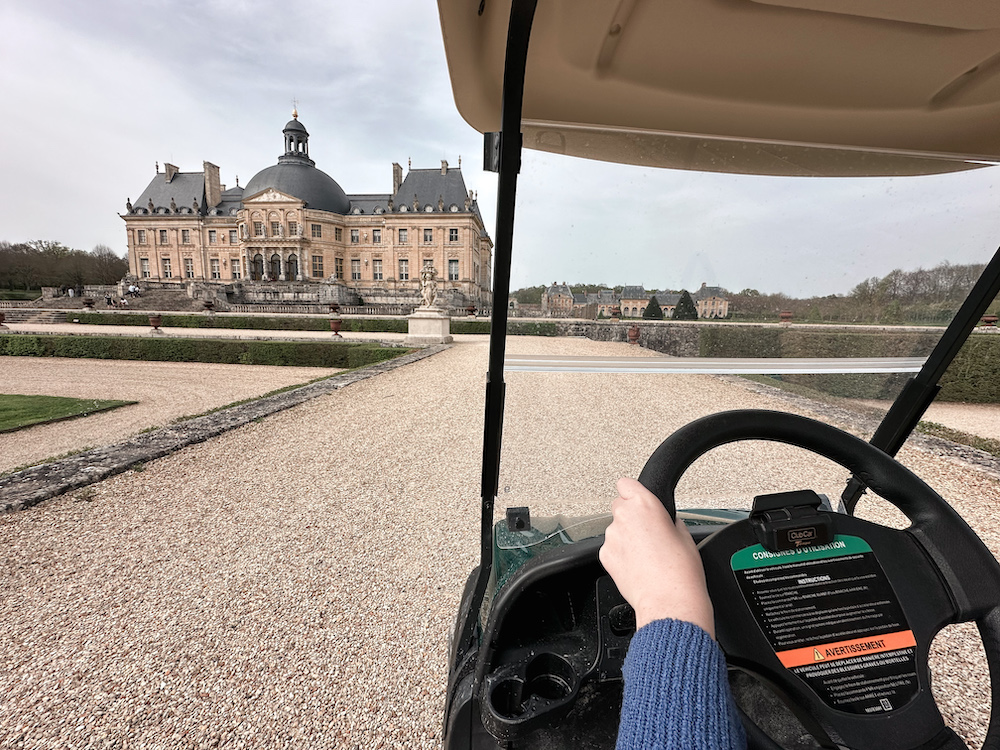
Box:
[787,528,818,547]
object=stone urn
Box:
[627,324,640,345]
[328,303,343,339]
[148,314,163,331]
[611,306,621,320]
[82,297,95,310]
[466,304,476,317]
[981,315,998,327]
[779,310,793,324]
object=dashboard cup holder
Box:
[485,652,579,731]
[525,653,574,702]
[490,677,527,719]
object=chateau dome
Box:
[243,163,351,214]
[243,113,351,215]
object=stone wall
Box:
[228,281,361,307]
[553,319,703,357]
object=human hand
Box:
[599,477,715,637]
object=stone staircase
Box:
[1,310,66,324]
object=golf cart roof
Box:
[438,0,1000,176]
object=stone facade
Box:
[694,283,730,319]
[538,282,728,319]
[540,282,574,316]
[122,115,493,311]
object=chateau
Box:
[121,113,493,310]
[540,282,729,319]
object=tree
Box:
[512,285,546,304]
[643,295,664,319]
[673,290,698,320]
[91,244,128,284]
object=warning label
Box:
[731,535,919,714]
[777,630,916,668]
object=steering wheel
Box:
[637,410,1000,750]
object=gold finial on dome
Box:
[292,107,298,119]
[292,99,299,119]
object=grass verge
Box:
[742,375,1000,459]
[0,395,135,433]
[915,422,1000,460]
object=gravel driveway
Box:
[0,358,341,474]
[2,336,996,748]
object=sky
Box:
[3,0,1000,298]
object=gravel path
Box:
[0,358,341,473]
[2,336,997,748]
[854,398,1000,442]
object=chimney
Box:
[203,161,221,208]
[441,160,448,175]
[164,163,179,182]
[392,162,403,194]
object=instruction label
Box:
[731,535,918,714]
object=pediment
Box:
[243,188,303,204]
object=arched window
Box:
[270,254,282,280]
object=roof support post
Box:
[459,0,538,660]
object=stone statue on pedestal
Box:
[420,266,438,308]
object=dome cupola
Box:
[282,108,313,165]
[243,111,351,215]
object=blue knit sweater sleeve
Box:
[617,618,747,750]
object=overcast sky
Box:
[4,0,1000,298]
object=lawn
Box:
[0,394,136,433]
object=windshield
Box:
[493,148,1000,517]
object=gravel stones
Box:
[2,336,998,747]
[0,358,344,474]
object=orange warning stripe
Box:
[776,630,916,669]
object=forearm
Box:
[617,618,747,750]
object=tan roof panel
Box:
[438,0,1000,175]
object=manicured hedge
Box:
[507,321,558,336]
[0,335,408,368]
[72,313,333,332]
[938,336,1000,403]
[700,325,1000,402]
[778,330,940,400]
[451,320,492,334]
[68,312,554,336]
[699,327,782,358]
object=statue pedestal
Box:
[405,307,453,345]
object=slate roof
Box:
[347,193,393,215]
[545,283,573,297]
[651,292,681,306]
[342,168,486,230]
[208,186,244,217]
[693,285,727,300]
[393,168,485,225]
[620,285,647,300]
[133,172,207,215]
[244,161,351,214]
